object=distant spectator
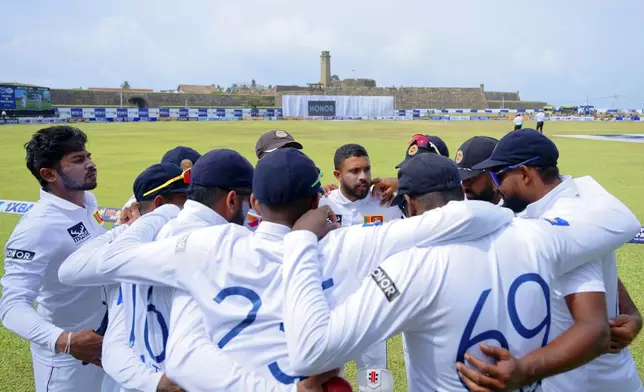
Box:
[513,113,523,130]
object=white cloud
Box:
[1,0,643,105]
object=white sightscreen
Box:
[282,95,395,117]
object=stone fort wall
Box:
[52,87,546,110]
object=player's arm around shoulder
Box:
[0,218,64,349]
[99,206,220,288]
[284,226,435,374]
[58,225,128,287]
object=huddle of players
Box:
[0,125,642,392]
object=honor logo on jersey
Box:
[371,266,400,302]
[5,248,35,261]
[67,222,90,244]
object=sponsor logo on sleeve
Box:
[175,233,190,253]
[371,266,400,302]
[5,248,36,261]
[67,222,91,244]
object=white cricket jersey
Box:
[280,176,641,392]
[123,200,229,373]
[319,188,403,227]
[524,177,643,392]
[535,112,546,122]
[514,116,524,125]
[0,189,106,366]
[60,204,289,391]
[100,200,515,388]
[58,224,164,392]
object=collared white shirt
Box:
[122,200,230,373]
[319,188,403,227]
[60,201,289,391]
[0,189,106,366]
[535,112,546,122]
[523,177,642,392]
[97,200,516,390]
[279,176,641,392]
[514,115,524,125]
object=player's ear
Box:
[225,190,237,213]
[250,193,261,216]
[153,195,165,208]
[39,167,57,186]
[333,169,341,181]
[405,194,418,217]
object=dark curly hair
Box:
[25,126,88,189]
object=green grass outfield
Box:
[0,120,643,391]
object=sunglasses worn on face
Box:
[489,157,540,187]
[408,134,443,156]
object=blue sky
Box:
[2,0,643,107]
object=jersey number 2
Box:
[215,279,335,385]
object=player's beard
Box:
[342,180,369,201]
[232,201,250,226]
[58,170,97,191]
[468,187,498,204]
[501,193,531,213]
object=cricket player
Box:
[245,130,304,230]
[460,130,643,392]
[318,143,401,388]
[120,146,200,212]
[279,153,640,392]
[96,148,517,391]
[0,126,107,392]
[59,149,348,391]
[454,136,503,204]
[60,162,190,391]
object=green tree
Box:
[121,81,131,89]
[251,79,257,89]
[331,75,340,81]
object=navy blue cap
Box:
[191,149,253,191]
[395,135,450,168]
[455,136,499,180]
[133,162,189,202]
[472,129,559,170]
[392,154,461,206]
[161,146,201,169]
[253,148,322,205]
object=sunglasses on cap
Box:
[142,168,192,198]
[408,134,443,156]
[488,156,540,187]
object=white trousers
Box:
[32,353,105,392]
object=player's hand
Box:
[371,177,397,207]
[608,314,643,353]
[56,330,103,367]
[116,203,142,225]
[456,344,527,392]
[292,206,341,240]
[156,374,184,392]
[323,183,339,196]
[296,369,340,392]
